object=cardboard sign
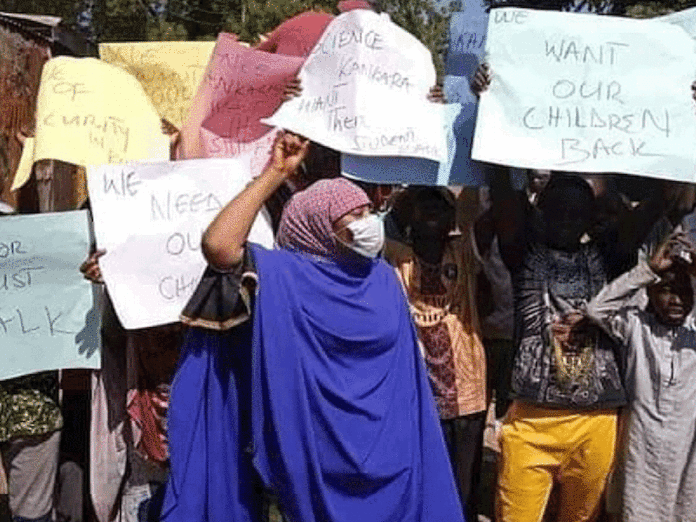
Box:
[33,57,169,168]
[99,41,215,128]
[180,34,303,177]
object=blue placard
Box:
[0,210,100,381]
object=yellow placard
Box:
[99,41,215,128]
[11,137,35,191]
[33,57,169,169]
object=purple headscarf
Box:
[276,178,371,257]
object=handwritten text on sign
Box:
[443,1,489,185]
[87,158,274,330]
[33,57,169,169]
[472,9,696,180]
[180,34,303,177]
[0,211,100,381]
[99,41,215,128]
[264,10,447,162]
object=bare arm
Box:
[202,132,309,269]
[470,63,491,96]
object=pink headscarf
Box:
[276,178,371,257]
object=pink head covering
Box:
[276,178,371,257]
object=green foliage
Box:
[221,0,336,44]
[0,0,74,17]
[6,0,696,71]
[622,1,696,17]
[384,0,460,79]
[146,18,189,41]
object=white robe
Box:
[586,261,696,522]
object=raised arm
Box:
[202,132,309,269]
[611,185,666,263]
[489,166,529,271]
[585,235,684,343]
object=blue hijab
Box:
[249,244,464,522]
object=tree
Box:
[3,0,696,69]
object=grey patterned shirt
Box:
[510,242,626,409]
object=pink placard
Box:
[180,33,304,176]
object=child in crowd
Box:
[583,233,696,521]
[385,187,486,519]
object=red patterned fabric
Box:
[256,11,334,58]
[126,387,170,464]
[276,178,370,258]
[338,0,375,12]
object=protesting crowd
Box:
[3,1,696,522]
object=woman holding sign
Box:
[160,131,464,522]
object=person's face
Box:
[591,191,628,238]
[648,271,694,326]
[333,204,371,244]
[541,188,593,251]
[410,191,455,240]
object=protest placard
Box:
[472,8,696,180]
[659,6,696,40]
[340,103,461,185]
[443,1,490,186]
[0,210,100,381]
[99,41,215,128]
[28,57,168,174]
[180,34,304,177]
[264,10,448,162]
[11,137,34,191]
[87,158,274,330]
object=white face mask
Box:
[340,213,385,259]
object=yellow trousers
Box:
[496,401,617,522]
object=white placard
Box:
[472,8,696,181]
[87,158,274,329]
[659,7,696,40]
[264,10,448,162]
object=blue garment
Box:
[161,244,465,522]
[250,245,465,522]
[161,323,260,522]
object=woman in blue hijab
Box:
[160,132,466,522]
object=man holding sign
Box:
[470,8,696,520]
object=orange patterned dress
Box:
[385,236,487,419]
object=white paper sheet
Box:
[87,158,274,329]
[472,8,696,181]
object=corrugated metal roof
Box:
[0,11,95,56]
[0,12,62,27]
